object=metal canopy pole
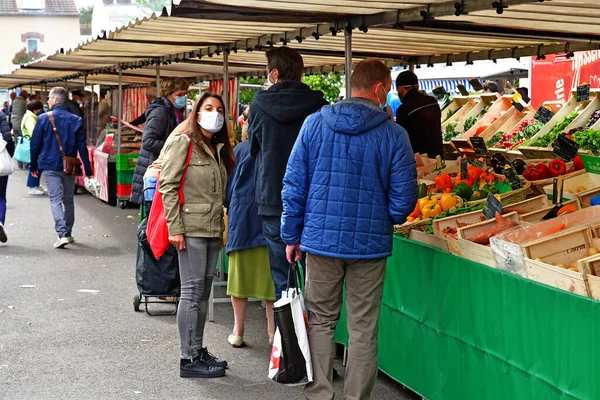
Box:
[156,58,161,98]
[223,51,229,117]
[117,65,123,156]
[344,28,352,99]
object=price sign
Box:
[432,86,447,99]
[577,84,590,102]
[535,105,555,124]
[469,78,484,91]
[580,154,600,174]
[471,158,485,169]
[457,84,470,96]
[460,157,469,178]
[483,193,503,220]
[552,134,579,161]
[502,166,524,190]
[511,92,530,112]
[470,136,488,156]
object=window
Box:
[26,38,38,54]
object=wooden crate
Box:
[416,156,460,179]
[519,199,581,223]
[578,187,600,207]
[432,209,487,256]
[409,230,449,252]
[579,254,600,301]
[543,172,600,201]
[452,95,510,150]
[484,110,536,152]
[503,195,551,215]
[457,211,521,268]
[522,226,596,297]
[441,97,476,125]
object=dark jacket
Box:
[65,99,83,118]
[0,111,14,157]
[281,98,418,259]
[396,89,443,158]
[130,97,179,204]
[225,140,265,254]
[249,81,327,216]
[29,104,92,175]
[130,112,146,126]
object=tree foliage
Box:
[303,73,343,104]
[79,6,93,25]
[12,48,45,65]
[239,77,265,105]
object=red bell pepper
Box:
[523,164,550,181]
[535,163,551,179]
[434,173,453,191]
[573,155,585,171]
[467,166,485,183]
[549,159,567,177]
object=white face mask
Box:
[266,70,277,87]
[198,111,224,133]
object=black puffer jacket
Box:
[0,111,14,156]
[130,98,179,205]
[395,89,443,158]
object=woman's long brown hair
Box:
[187,92,236,175]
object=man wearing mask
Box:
[249,47,327,301]
[66,90,84,118]
[30,87,92,249]
[281,59,418,399]
[395,70,443,158]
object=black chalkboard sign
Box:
[535,106,555,124]
[502,166,524,190]
[512,99,524,112]
[457,84,469,96]
[483,193,503,220]
[470,78,484,91]
[470,137,488,156]
[432,86,447,99]
[552,134,579,161]
[577,84,590,102]
[461,157,468,178]
[471,158,485,169]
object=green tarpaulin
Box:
[335,235,600,400]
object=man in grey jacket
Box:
[10,89,27,169]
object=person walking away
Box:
[225,119,275,348]
[10,89,27,169]
[30,87,92,249]
[281,59,418,400]
[21,100,45,195]
[0,109,14,243]
[130,78,189,205]
[248,47,327,301]
[65,90,84,118]
[395,70,443,158]
[159,93,235,378]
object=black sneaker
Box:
[0,222,6,243]
[180,357,226,378]
[198,347,228,369]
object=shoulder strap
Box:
[178,132,195,208]
[47,112,66,156]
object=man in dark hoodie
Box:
[249,47,327,301]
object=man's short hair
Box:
[71,89,84,98]
[483,81,499,93]
[351,59,391,91]
[50,87,68,104]
[396,70,419,88]
[266,47,304,81]
[27,100,43,111]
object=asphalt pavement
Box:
[0,169,420,400]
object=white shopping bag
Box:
[268,286,312,385]
[0,136,14,177]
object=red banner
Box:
[531,51,600,108]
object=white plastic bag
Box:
[0,136,14,176]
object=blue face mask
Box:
[377,86,388,111]
[174,96,187,110]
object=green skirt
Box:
[227,247,275,301]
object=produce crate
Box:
[457,211,521,268]
[443,95,498,154]
[409,230,449,252]
[522,226,599,298]
[441,96,474,124]
[432,209,487,256]
[578,254,600,301]
[451,94,507,150]
[116,183,132,197]
[578,187,600,207]
[117,170,134,185]
[115,153,138,171]
[417,156,459,179]
[542,172,600,201]
[518,199,581,223]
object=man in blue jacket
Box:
[281,59,418,399]
[30,87,92,249]
[249,47,327,301]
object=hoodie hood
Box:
[252,81,326,124]
[321,99,392,136]
[145,97,173,117]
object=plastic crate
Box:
[116,154,138,171]
[116,183,132,197]
[117,170,134,185]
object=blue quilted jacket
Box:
[281,98,418,259]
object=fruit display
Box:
[530,110,580,147]
[489,118,545,150]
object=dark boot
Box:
[198,347,228,369]
[180,357,226,378]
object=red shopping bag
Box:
[146,135,193,259]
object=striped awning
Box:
[417,79,471,94]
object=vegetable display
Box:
[530,110,580,147]
[490,118,545,150]
[407,193,460,223]
[463,105,490,132]
[469,212,519,245]
[443,108,457,123]
[548,160,567,177]
[443,121,459,141]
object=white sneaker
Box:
[53,237,69,249]
[29,187,45,196]
[0,222,6,243]
[228,334,244,348]
[67,235,75,244]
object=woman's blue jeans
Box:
[0,175,8,225]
